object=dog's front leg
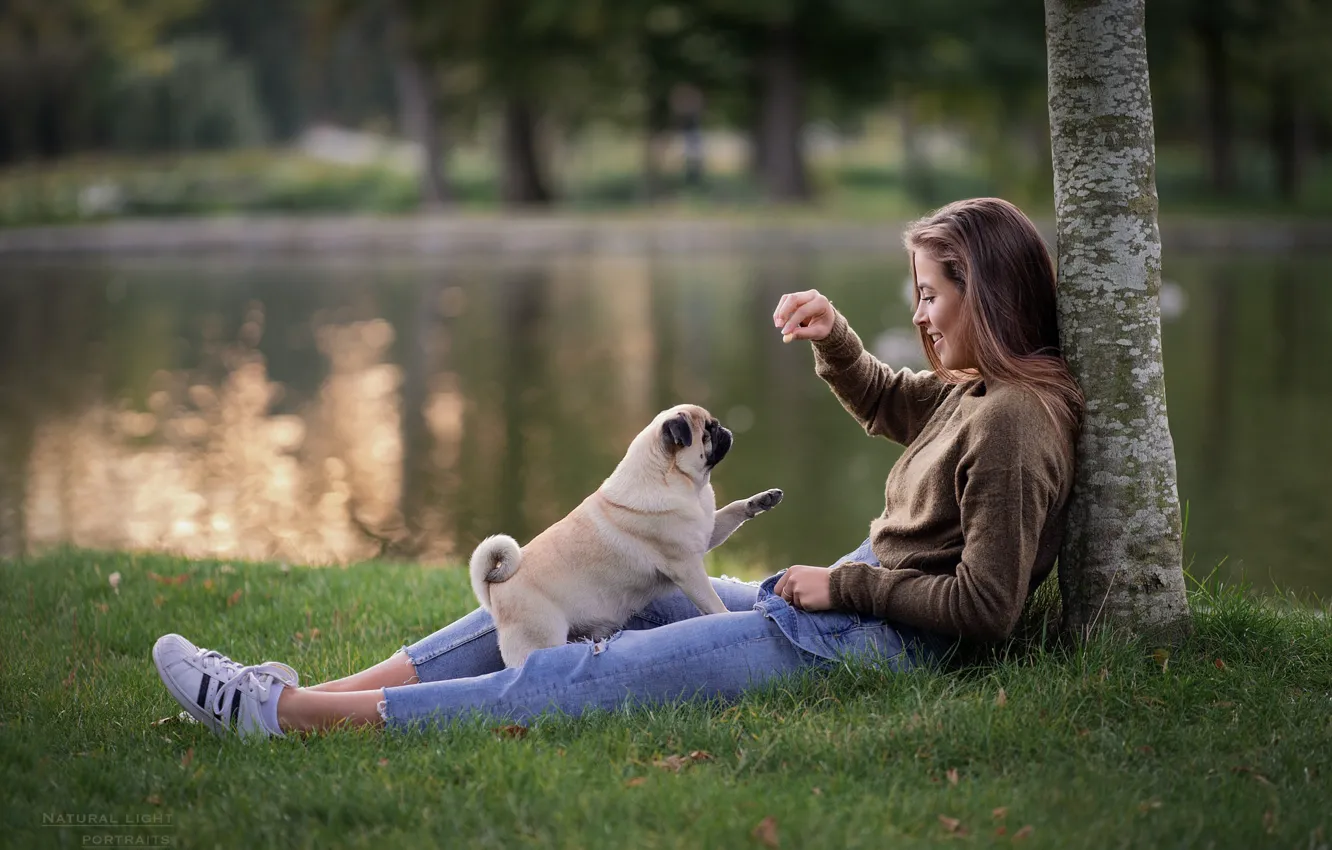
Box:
[707,488,783,551]
[663,561,730,615]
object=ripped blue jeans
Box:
[380,539,947,730]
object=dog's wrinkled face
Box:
[658,404,732,479]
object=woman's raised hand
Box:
[772,290,837,343]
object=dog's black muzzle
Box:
[705,420,732,468]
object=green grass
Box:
[2,550,1329,849]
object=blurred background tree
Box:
[1,0,1329,216]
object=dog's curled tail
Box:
[469,534,522,611]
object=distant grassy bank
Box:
[4,144,1332,229]
[1,550,1329,849]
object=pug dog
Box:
[469,403,782,668]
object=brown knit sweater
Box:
[816,313,1075,641]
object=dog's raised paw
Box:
[746,488,784,517]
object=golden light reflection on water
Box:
[22,306,422,565]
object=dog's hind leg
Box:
[707,488,783,551]
[495,602,570,668]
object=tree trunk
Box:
[1194,5,1235,194]
[1045,0,1192,641]
[386,0,450,209]
[641,90,669,202]
[756,25,809,202]
[1268,74,1303,201]
[501,100,553,206]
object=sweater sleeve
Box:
[812,313,949,446]
[826,414,1060,641]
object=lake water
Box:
[1,250,1328,599]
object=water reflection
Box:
[0,253,1328,599]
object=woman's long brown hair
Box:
[904,197,1084,437]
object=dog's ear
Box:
[661,413,693,450]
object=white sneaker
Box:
[152,634,298,739]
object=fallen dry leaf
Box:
[938,815,968,835]
[1014,825,1034,841]
[95,602,109,614]
[151,712,196,727]
[995,688,1008,708]
[145,795,162,806]
[811,787,822,796]
[180,748,194,769]
[226,588,244,607]
[1139,800,1163,813]
[1212,701,1235,709]
[946,768,959,786]
[148,571,190,586]
[203,578,215,590]
[153,594,166,608]
[378,758,390,767]
[1214,658,1227,670]
[995,826,1008,837]
[653,755,691,772]
[1137,745,1156,756]
[492,724,528,739]
[689,750,714,762]
[624,777,647,788]
[751,816,779,848]
[1231,766,1273,786]
[992,807,1009,820]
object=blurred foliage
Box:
[1,0,1330,211]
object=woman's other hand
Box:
[773,290,837,343]
[773,565,835,610]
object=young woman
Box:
[152,197,1083,739]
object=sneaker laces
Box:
[192,648,298,687]
[207,661,294,719]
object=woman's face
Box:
[911,252,975,371]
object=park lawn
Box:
[1,550,1329,849]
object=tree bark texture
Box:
[1045,0,1192,640]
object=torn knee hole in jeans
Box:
[377,699,390,723]
[584,631,623,656]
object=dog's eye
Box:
[702,432,711,445]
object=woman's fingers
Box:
[780,299,827,335]
[772,290,819,327]
[773,291,833,342]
